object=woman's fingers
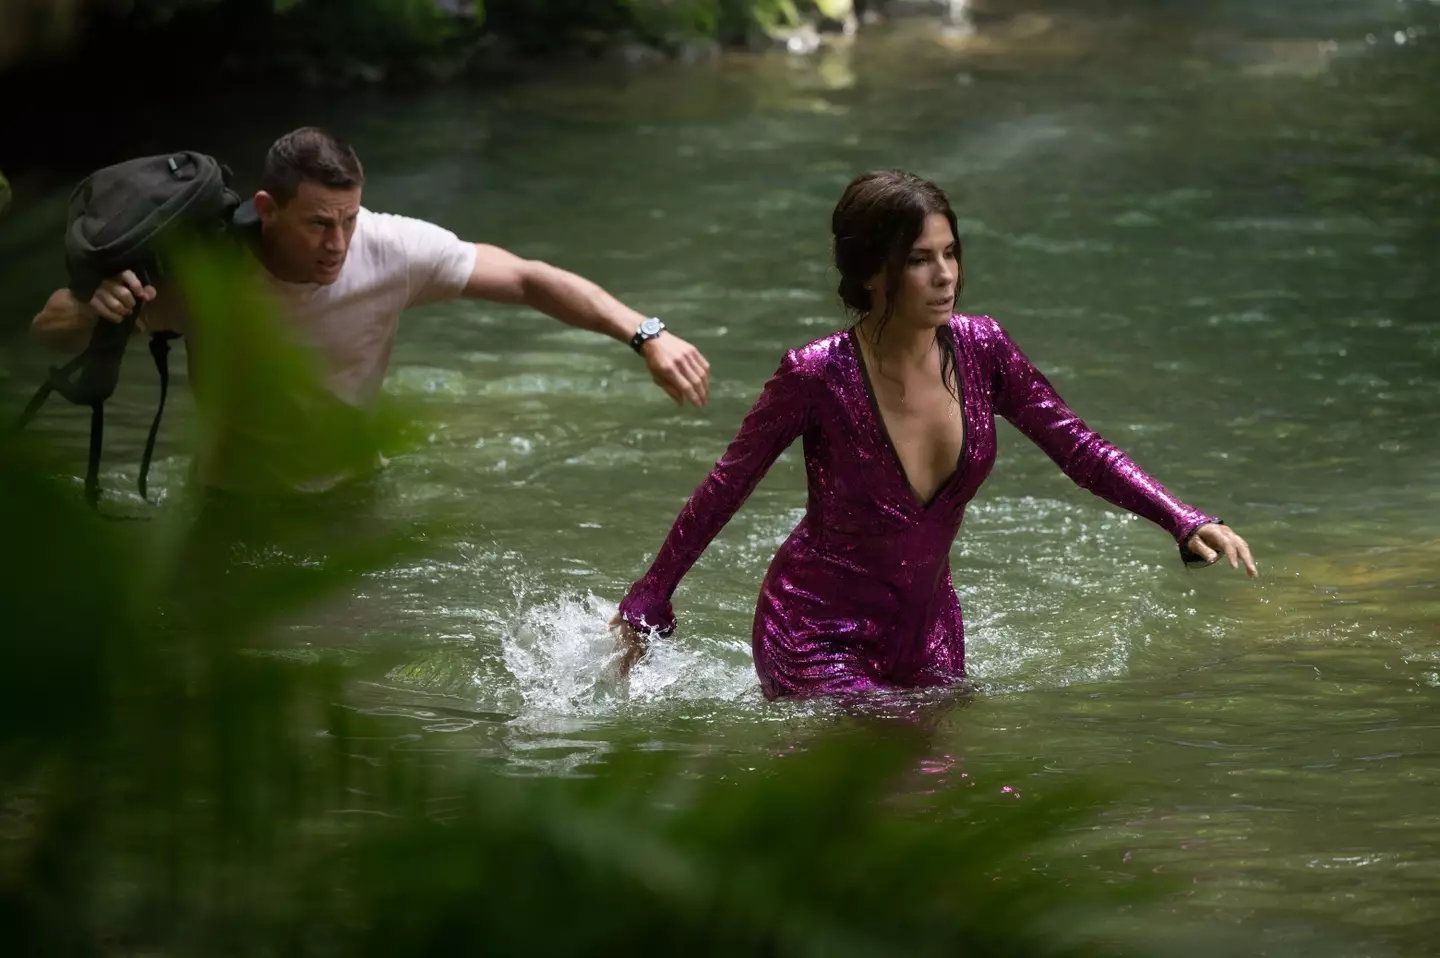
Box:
[1233,535,1259,577]
[1192,526,1260,577]
[608,613,649,677]
[1187,533,1219,563]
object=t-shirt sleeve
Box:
[365,210,478,308]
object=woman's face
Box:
[868,212,960,329]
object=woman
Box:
[611,170,1256,699]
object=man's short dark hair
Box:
[262,126,364,205]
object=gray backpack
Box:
[14,152,242,509]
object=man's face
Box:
[255,180,361,285]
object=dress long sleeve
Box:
[619,350,814,635]
[981,316,1218,546]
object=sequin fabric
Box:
[618,314,1218,699]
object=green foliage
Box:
[269,0,479,71]
[1,244,1185,956]
[619,0,854,44]
[1,0,853,81]
[481,0,633,53]
[163,235,431,496]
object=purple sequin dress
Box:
[618,314,1218,699]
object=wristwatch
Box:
[629,317,665,354]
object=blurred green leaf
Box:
[162,237,430,499]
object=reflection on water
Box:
[3,0,1438,951]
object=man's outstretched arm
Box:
[462,243,710,408]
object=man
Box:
[30,126,711,493]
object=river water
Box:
[3,0,1438,952]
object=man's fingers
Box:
[687,347,711,378]
[686,352,710,404]
[644,343,712,406]
[119,270,145,298]
[91,291,124,322]
[658,363,701,407]
[653,372,683,406]
[686,354,710,405]
[677,365,705,407]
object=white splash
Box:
[496,582,756,721]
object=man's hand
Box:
[641,333,710,407]
[90,270,156,322]
[463,246,713,406]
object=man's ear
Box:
[254,190,278,220]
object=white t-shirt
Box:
[171,207,477,493]
[253,207,476,406]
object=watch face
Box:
[640,318,662,336]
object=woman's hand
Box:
[608,612,649,677]
[1185,523,1258,577]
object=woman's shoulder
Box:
[778,328,852,378]
[949,312,1005,340]
[951,313,1026,364]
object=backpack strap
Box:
[138,330,181,501]
[14,350,89,432]
[17,357,112,510]
[11,292,147,511]
[84,401,105,509]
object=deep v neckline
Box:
[848,326,968,511]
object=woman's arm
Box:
[980,315,1254,572]
[617,349,814,638]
